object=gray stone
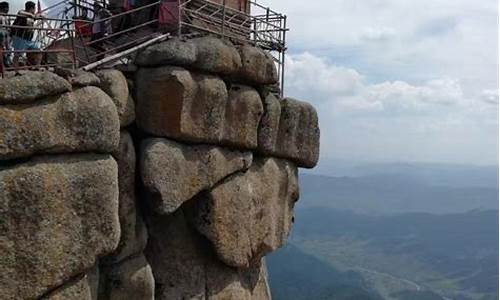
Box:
[238,45,278,85]
[257,97,320,168]
[192,36,242,76]
[0,155,120,300]
[190,157,299,268]
[135,66,227,144]
[222,85,263,149]
[103,131,147,264]
[99,254,154,300]
[145,209,206,300]
[145,208,271,300]
[96,69,135,127]
[0,71,71,105]
[42,266,99,300]
[0,86,120,160]
[54,68,101,87]
[276,98,320,168]
[257,92,281,154]
[140,138,252,214]
[135,37,197,67]
[206,259,271,300]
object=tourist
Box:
[91,1,112,60]
[11,1,42,67]
[74,8,92,38]
[0,1,10,67]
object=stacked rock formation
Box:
[0,35,319,300]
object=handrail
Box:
[1,0,287,95]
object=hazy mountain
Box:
[267,243,384,300]
[268,166,499,300]
[309,161,498,189]
[297,173,498,215]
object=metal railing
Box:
[1,0,288,94]
[0,14,77,73]
[177,0,288,93]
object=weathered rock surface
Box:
[141,138,252,214]
[99,254,154,300]
[0,86,120,160]
[54,68,101,87]
[104,132,147,264]
[0,71,71,105]
[0,155,120,300]
[206,259,271,300]
[257,92,281,154]
[191,36,242,75]
[238,45,278,85]
[96,69,135,127]
[145,208,271,300]
[135,66,227,144]
[135,37,197,67]
[189,157,299,268]
[276,98,320,168]
[257,97,320,168]
[222,85,263,149]
[43,266,99,300]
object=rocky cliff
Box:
[0,36,320,300]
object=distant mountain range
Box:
[297,173,498,215]
[268,165,499,300]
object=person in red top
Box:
[74,8,92,38]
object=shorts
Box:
[0,30,8,45]
[12,36,39,51]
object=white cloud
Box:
[284,52,498,165]
[359,26,396,41]
[286,53,474,114]
[480,89,499,105]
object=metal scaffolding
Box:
[1,0,288,93]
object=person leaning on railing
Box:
[0,1,10,67]
[91,1,112,60]
[11,1,43,67]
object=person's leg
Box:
[91,32,106,61]
[11,36,24,68]
[27,41,42,66]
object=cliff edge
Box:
[0,36,320,300]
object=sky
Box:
[257,0,499,167]
[10,0,499,167]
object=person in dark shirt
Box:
[11,1,42,67]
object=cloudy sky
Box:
[258,0,498,168]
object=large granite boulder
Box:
[0,155,120,300]
[0,71,71,105]
[206,259,271,300]
[257,92,281,154]
[135,66,227,144]
[276,98,320,168]
[99,254,154,300]
[135,37,197,67]
[104,132,147,264]
[96,69,135,127]
[257,97,320,168]
[189,157,299,268]
[191,36,242,76]
[145,208,271,300]
[0,86,120,160]
[222,85,263,149]
[42,266,99,300]
[238,45,278,85]
[54,68,101,87]
[140,138,252,214]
